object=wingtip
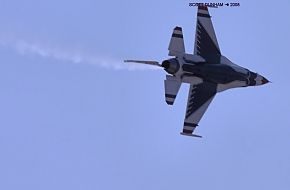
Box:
[198,6,208,11]
[180,132,202,138]
[174,26,182,31]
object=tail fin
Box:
[168,26,185,56]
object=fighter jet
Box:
[125,6,269,138]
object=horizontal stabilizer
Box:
[168,26,185,56]
[164,75,181,105]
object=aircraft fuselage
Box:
[162,55,268,91]
[182,63,248,84]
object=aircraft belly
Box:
[181,76,203,84]
[183,63,249,85]
[217,80,247,92]
[208,75,245,84]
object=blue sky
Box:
[0,0,290,189]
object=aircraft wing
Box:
[181,82,217,137]
[194,6,221,63]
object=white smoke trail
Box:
[0,38,160,71]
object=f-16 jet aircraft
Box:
[125,6,269,138]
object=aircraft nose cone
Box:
[251,73,270,86]
[261,77,269,84]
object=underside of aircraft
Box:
[125,6,269,137]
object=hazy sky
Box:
[0,0,289,189]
